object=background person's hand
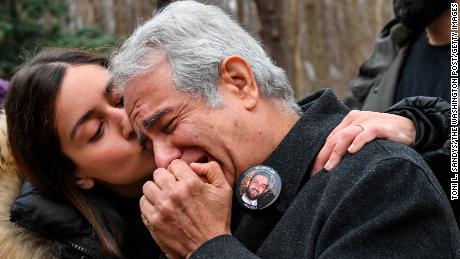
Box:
[311,110,416,175]
[140,159,233,258]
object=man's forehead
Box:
[123,57,171,116]
[124,82,141,115]
[253,174,269,182]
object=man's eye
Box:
[115,96,124,108]
[162,118,176,133]
[138,134,152,150]
[89,122,104,142]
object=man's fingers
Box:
[167,159,200,181]
[153,168,177,190]
[140,195,157,229]
[190,161,228,188]
[143,180,162,205]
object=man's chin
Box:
[247,192,260,200]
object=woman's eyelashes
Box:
[86,94,123,143]
[89,121,105,142]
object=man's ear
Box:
[219,55,259,110]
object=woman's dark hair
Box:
[5,48,124,257]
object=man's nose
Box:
[152,138,182,168]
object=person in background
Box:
[346,0,454,110]
[313,0,456,222]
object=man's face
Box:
[124,57,252,188]
[246,175,269,200]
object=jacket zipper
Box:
[64,240,98,259]
[10,216,98,259]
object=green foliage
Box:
[0,0,118,79]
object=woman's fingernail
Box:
[324,160,332,171]
[348,144,355,153]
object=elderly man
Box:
[111,1,459,258]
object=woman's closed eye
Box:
[89,121,105,142]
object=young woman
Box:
[2,48,159,259]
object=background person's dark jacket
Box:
[386,96,456,223]
[191,89,460,258]
[343,18,454,223]
[344,20,418,112]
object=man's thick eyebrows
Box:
[70,109,96,140]
[142,107,173,129]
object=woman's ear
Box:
[219,55,259,110]
[75,178,95,190]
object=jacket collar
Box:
[261,89,349,213]
[10,181,90,236]
[10,181,112,258]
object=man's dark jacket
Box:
[191,89,460,258]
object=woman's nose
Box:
[114,108,136,140]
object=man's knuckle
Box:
[156,200,173,215]
[167,159,181,170]
[208,161,220,170]
[169,186,186,201]
[142,181,153,194]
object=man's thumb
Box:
[190,161,228,187]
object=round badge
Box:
[235,165,282,210]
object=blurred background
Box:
[0,0,392,100]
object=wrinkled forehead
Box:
[122,56,170,116]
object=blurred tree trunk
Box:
[64,0,392,99]
[254,0,392,99]
[254,0,307,98]
[67,0,156,35]
[254,0,287,72]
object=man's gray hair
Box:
[110,0,300,112]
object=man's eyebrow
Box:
[142,107,173,129]
[70,108,96,140]
[103,78,116,96]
